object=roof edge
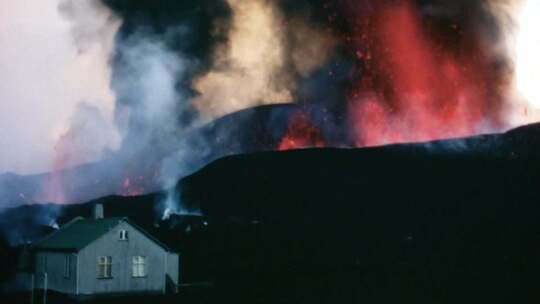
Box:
[122,218,173,252]
[75,217,127,252]
[32,216,173,253]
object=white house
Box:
[23,205,179,298]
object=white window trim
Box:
[97,256,112,279]
[132,256,147,278]
[119,229,128,241]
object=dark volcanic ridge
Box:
[0,104,315,208]
[0,101,525,209]
[2,121,540,245]
[3,123,540,301]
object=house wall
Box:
[77,221,169,295]
[167,252,180,287]
[34,251,77,294]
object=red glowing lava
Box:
[39,149,67,204]
[346,0,505,146]
[278,111,325,150]
[121,176,145,197]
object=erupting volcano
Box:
[1,0,539,208]
[5,1,540,302]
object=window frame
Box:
[97,256,112,279]
[132,256,147,278]
[119,229,129,241]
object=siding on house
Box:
[23,216,180,297]
[167,252,180,286]
[77,221,168,295]
[34,251,77,294]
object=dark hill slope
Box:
[176,123,540,303]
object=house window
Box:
[64,255,70,278]
[97,256,112,278]
[132,256,146,278]
[119,230,128,241]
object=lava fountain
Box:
[345,0,508,147]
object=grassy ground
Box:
[1,287,215,304]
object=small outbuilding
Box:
[27,205,180,298]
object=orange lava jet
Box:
[278,111,326,151]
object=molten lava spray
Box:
[278,111,326,151]
[346,0,506,147]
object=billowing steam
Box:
[480,0,540,125]
[193,0,335,119]
[509,0,540,124]
[514,1,540,107]
[112,28,200,217]
[0,0,120,176]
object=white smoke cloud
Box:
[0,0,120,175]
[486,0,540,125]
[192,0,292,120]
[113,29,191,141]
[513,1,540,109]
[192,0,336,120]
[110,28,204,216]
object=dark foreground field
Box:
[2,287,212,304]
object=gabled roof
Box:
[33,217,171,252]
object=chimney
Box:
[94,204,104,220]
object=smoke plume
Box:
[193,0,335,120]
[0,0,120,176]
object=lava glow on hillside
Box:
[278,111,326,151]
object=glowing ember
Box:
[346,0,505,147]
[278,111,325,150]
